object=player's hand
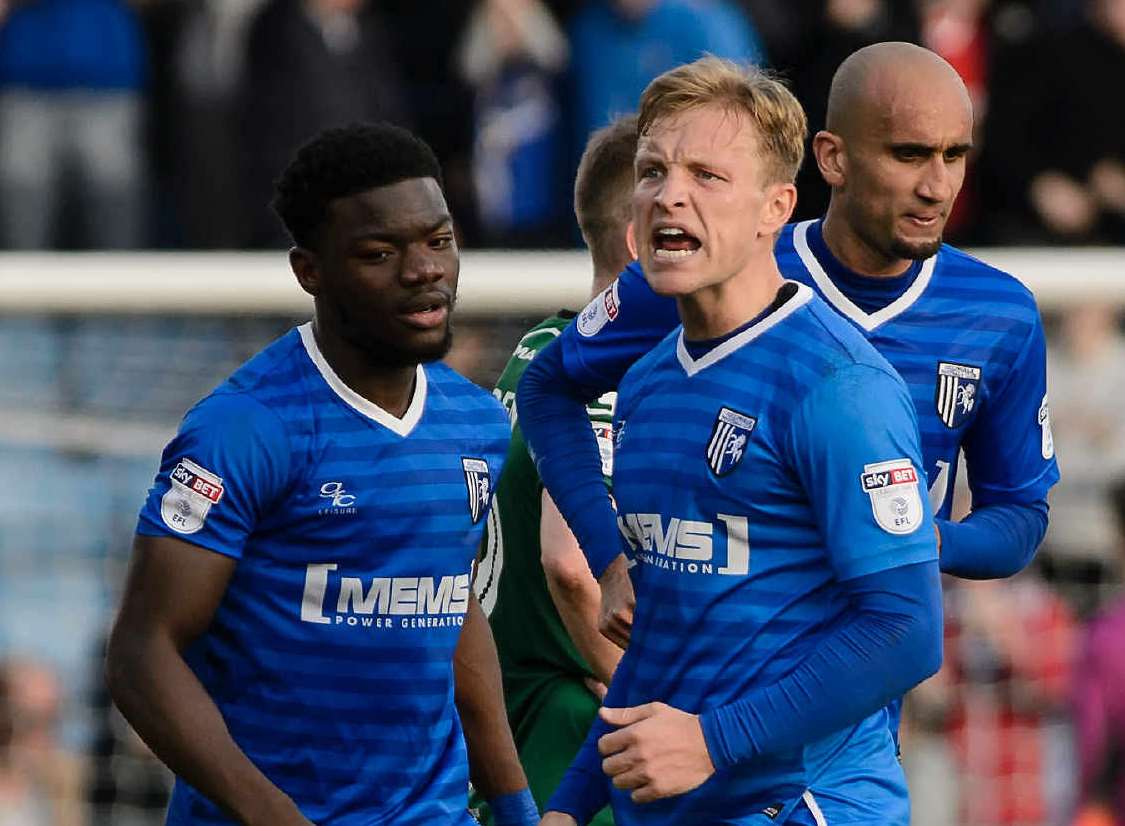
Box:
[597,703,715,803]
[538,814,578,826]
[597,555,634,648]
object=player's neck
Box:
[589,266,617,299]
[821,209,913,278]
[678,257,785,341]
[312,324,419,418]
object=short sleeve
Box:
[559,261,681,395]
[136,392,292,559]
[962,313,1060,507]
[787,364,939,581]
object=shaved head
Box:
[815,42,974,273]
[826,42,972,140]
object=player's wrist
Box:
[236,787,308,826]
[487,787,539,826]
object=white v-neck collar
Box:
[793,219,936,332]
[676,282,813,377]
[298,323,426,437]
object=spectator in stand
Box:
[0,659,84,826]
[784,0,920,222]
[940,576,1077,826]
[1045,305,1125,582]
[139,0,266,248]
[458,0,570,247]
[979,0,1125,244]
[565,0,764,165]
[238,0,411,247]
[1071,479,1125,826]
[0,0,147,249]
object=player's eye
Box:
[430,234,455,251]
[357,249,393,264]
[943,148,969,162]
[638,165,663,180]
[695,169,722,182]
[893,147,927,162]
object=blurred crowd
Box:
[1,2,1125,826]
[0,0,1123,250]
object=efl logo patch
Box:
[706,407,756,476]
[576,281,621,337]
[462,457,491,525]
[160,458,224,534]
[935,362,981,428]
[860,459,923,535]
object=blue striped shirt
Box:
[605,284,935,823]
[137,323,509,825]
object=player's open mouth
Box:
[652,226,701,260]
[398,295,450,329]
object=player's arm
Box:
[519,264,678,643]
[454,592,539,826]
[594,367,944,802]
[697,365,943,767]
[540,490,624,687]
[106,535,313,826]
[942,306,1059,579]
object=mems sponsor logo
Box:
[300,564,470,630]
[619,513,749,576]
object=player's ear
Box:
[813,130,846,188]
[625,221,638,260]
[290,247,322,296]
[758,182,797,237]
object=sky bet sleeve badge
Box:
[160,458,225,534]
[462,457,491,524]
[576,280,620,337]
[860,459,923,535]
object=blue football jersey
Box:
[136,324,509,826]
[559,227,1059,519]
[779,220,1059,518]
[605,283,936,825]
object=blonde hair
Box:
[638,56,807,185]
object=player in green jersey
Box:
[471,116,640,825]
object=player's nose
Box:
[916,156,953,203]
[653,167,689,210]
[400,244,446,285]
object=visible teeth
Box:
[657,227,685,236]
[654,248,697,260]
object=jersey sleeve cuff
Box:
[832,539,938,582]
[135,517,243,560]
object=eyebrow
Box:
[351,216,453,243]
[888,141,973,154]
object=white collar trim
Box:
[298,322,426,437]
[676,281,814,377]
[793,219,936,332]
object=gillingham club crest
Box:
[706,407,757,476]
[462,457,491,524]
[935,361,981,429]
